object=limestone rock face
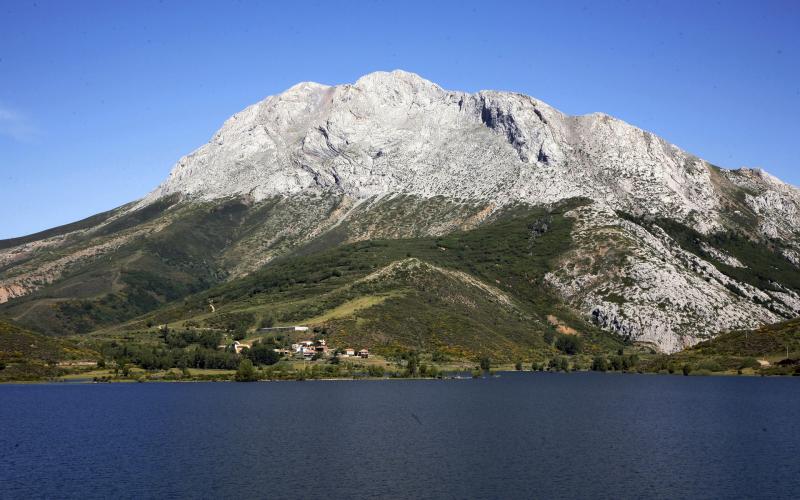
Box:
[4,70,798,351]
[144,70,798,237]
[135,71,800,351]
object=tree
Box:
[591,356,608,372]
[259,315,275,329]
[479,357,492,371]
[559,356,570,372]
[232,327,247,341]
[682,364,691,376]
[515,360,523,371]
[235,359,258,382]
[739,357,760,370]
[555,334,583,355]
[405,352,419,377]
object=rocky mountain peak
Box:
[2,71,798,355]
[354,69,444,94]
[144,70,793,236]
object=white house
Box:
[232,341,251,354]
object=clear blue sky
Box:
[1,0,798,239]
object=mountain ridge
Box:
[1,70,798,353]
[140,70,799,238]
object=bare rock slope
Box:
[2,70,799,351]
[138,70,800,351]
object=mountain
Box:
[1,70,799,354]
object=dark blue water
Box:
[1,372,799,499]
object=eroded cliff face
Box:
[3,70,798,350]
[142,71,744,230]
[544,205,796,352]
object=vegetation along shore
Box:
[2,317,797,384]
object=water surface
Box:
[1,372,798,499]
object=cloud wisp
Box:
[0,105,40,143]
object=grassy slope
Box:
[634,318,800,375]
[0,320,98,381]
[0,194,500,336]
[688,318,800,358]
[105,200,623,361]
[1,198,282,334]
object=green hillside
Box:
[0,194,514,337]
[1,196,323,334]
[0,320,98,381]
[87,199,622,362]
[689,318,800,358]
[638,319,800,376]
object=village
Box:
[228,325,369,361]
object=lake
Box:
[1,372,799,499]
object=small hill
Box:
[307,258,549,360]
[0,320,97,381]
[688,318,800,358]
[98,202,622,361]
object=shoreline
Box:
[2,369,797,386]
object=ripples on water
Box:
[1,372,799,499]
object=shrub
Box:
[555,335,583,355]
[367,364,385,378]
[431,351,450,362]
[682,364,691,376]
[591,356,608,372]
[739,357,761,370]
[232,327,247,341]
[405,351,420,376]
[515,360,523,371]
[259,315,275,329]
[235,359,258,382]
[247,342,280,366]
[549,356,568,372]
[697,360,723,372]
[479,357,491,371]
[543,328,555,345]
